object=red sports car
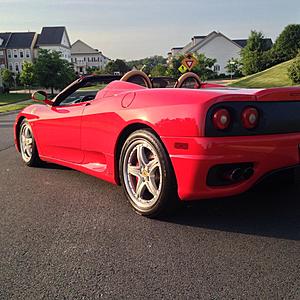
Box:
[14,70,300,217]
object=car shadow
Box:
[163,178,300,241]
[38,162,71,170]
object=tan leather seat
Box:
[120,70,152,88]
[174,72,202,89]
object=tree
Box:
[127,56,167,74]
[34,49,75,96]
[272,24,300,64]
[105,59,130,75]
[166,53,216,80]
[288,52,300,84]
[20,61,35,93]
[0,68,14,93]
[225,58,242,78]
[240,30,272,75]
[150,63,167,77]
[86,66,105,75]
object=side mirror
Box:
[32,91,53,106]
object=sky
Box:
[0,0,299,60]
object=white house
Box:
[35,26,72,62]
[168,31,272,74]
[71,40,110,75]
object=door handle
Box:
[85,102,91,106]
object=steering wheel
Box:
[120,70,152,88]
[174,72,202,89]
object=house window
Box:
[15,62,19,72]
[214,64,220,72]
[25,49,30,58]
[9,63,13,71]
[13,49,18,58]
[20,49,24,58]
[7,49,12,58]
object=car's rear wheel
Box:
[119,129,177,217]
[19,119,41,167]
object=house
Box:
[0,33,11,70]
[71,40,110,75]
[168,31,273,74]
[0,26,72,74]
[5,32,37,73]
[35,26,71,62]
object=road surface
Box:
[0,112,299,299]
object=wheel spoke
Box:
[24,146,30,156]
[26,137,33,145]
[136,144,147,168]
[24,127,30,137]
[145,178,158,197]
[136,178,146,198]
[128,164,140,177]
[147,157,159,175]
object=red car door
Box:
[34,102,87,163]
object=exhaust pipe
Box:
[224,168,243,182]
[243,167,254,180]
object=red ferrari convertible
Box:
[14,70,300,217]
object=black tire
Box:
[119,129,178,218]
[19,119,42,167]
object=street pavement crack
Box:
[0,144,15,152]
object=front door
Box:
[34,103,86,163]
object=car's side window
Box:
[58,80,103,106]
[59,91,97,106]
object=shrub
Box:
[288,53,300,84]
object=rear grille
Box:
[205,101,300,137]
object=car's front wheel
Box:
[19,119,41,167]
[119,129,177,217]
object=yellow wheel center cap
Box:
[142,169,149,177]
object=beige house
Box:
[168,31,272,74]
[71,40,110,75]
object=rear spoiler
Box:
[255,87,300,101]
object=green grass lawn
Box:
[79,83,107,91]
[0,93,31,105]
[229,59,297,88]
[0,100,34,113]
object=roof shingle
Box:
[5,32,35,48]
[36,26,66,46]
[0,32,11,48]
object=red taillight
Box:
[213,108,231,130]
[241,107,259,129]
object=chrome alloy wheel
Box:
[20,122,33,163]
[123,139,162,209]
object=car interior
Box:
[55,71,203,106]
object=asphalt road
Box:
[0,112,299,299]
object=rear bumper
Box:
[161,133,300,200]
